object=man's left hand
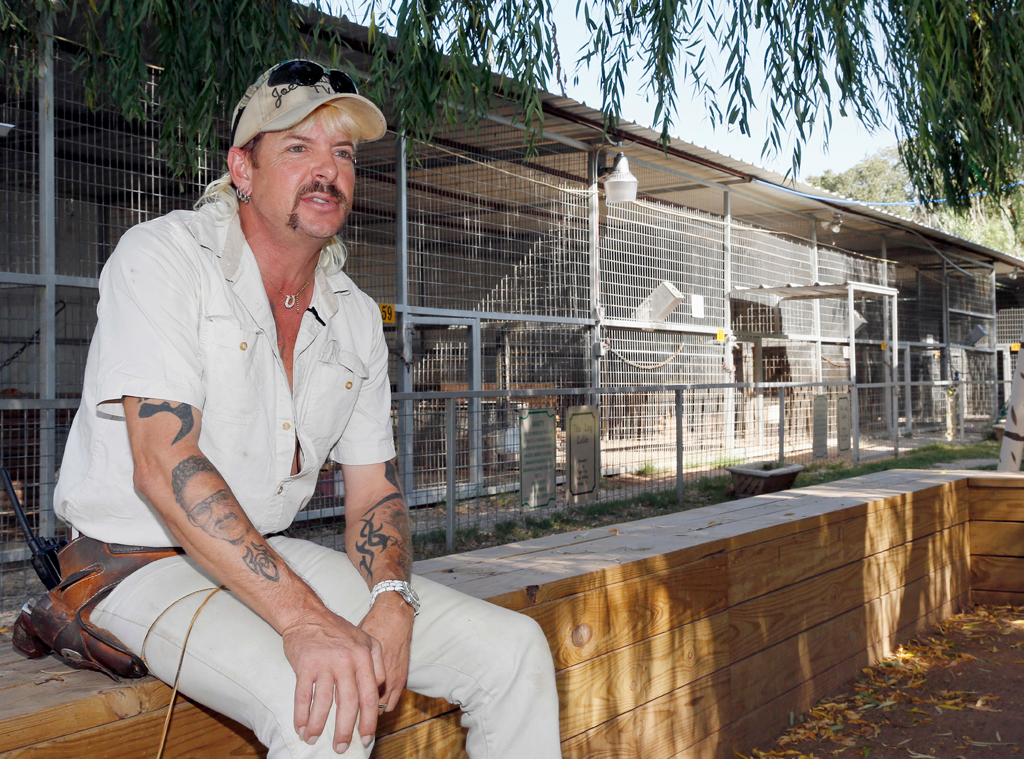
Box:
[359,593,415,711]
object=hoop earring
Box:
[236,187,251,204]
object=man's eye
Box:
[335,150,356,162]
[288,145,306,153]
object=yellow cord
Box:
[141,586,224,759]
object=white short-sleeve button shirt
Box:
[55,202,396,547]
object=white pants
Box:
[92,536,562,759]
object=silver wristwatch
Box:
[368,580,421,616]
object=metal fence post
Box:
[893,381,900,459]
[778,387,785,464]
[38,26,56,538]
[446,397,456,553]
[676,389,683,505]
[904,345,913,436]
[959,380,966,443]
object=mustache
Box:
[297,181,345,202]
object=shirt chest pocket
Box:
[302,346,367,449]
[199,319,263,424]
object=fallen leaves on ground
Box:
[744,604,1024,759]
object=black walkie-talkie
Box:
[1,466,65,589]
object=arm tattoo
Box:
[171,457,248,545]
[184,489,247,545]
[137,399,194,445]
[384,459,402,494]
[171,455,219,502]
[355,492,412,581]
[242,542,280,582]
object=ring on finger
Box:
[378,703,387,710]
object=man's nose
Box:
[311,151,339,183]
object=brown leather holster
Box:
[12,536,183,681]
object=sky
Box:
[545,1,899,181]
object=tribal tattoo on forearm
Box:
[242,541,280,581]
[170,455,281,582]
[137,398,194,445]
[354,491,413,581]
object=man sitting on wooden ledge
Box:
[44,60,562,758]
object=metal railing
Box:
[0,377,996,611]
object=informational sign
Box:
[519,408,557,509]
[379,303,395,323]
[1013,343,1021,353]
[837,395,852,452]
[812,394,828,459]
[567,406,600,503]
[880,341,887,352]
[716,329,725,341]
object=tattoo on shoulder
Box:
[242,541,280,582]
[137,399,195,445]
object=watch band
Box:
[368,579,421,616]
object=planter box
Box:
[726,461,805,498]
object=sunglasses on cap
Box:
[230,61,360,146]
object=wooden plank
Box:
[970,489,1024,522]
[970,520,1024,558]
[478,538,727,612]
[420,475,966,610]
[971,589,1024,606]
[729,559,968,720]
[560,669,730,759]
[727,524,968,663]
[372,711,468,759]
[522,553,728,669]
[729,490,964,605]
[0,698,263,759]
[0,671,176,752]
[728,593,967,757]
[967,475,1024,489]
[971,555,1024,593]
[557,612,730,740]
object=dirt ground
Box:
[745,604,1024,759]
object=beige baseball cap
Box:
[230,60,386,148]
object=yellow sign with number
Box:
[379,303,395,323]
[880,341,887,351]
[716,329,725,341]
[1013,343,1021,352]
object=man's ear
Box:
[227,147,253,196]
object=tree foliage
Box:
[3,0,1024,211]
[808,147,1024,257]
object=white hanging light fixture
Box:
[603,152,638,203]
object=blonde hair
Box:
[196,105,365,275]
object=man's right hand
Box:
[282,608,387,753]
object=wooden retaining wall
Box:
[969,476,1024,606]
[1,469,1021,758]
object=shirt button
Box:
[239,342,247,351]
[277,486,283,494]
[345,381,353,389]
[282,422,291,430]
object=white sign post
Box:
[837,395,852,453]
[567,406,600,503]
[812,394,828,459]
[519,408,557,509]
